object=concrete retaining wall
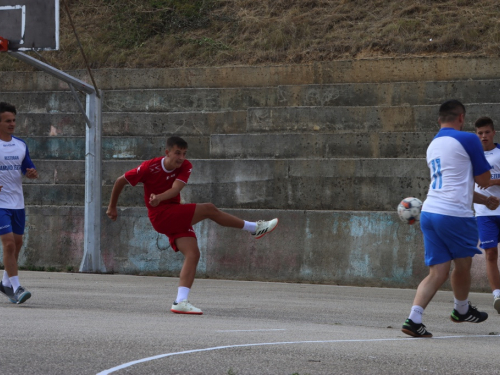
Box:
[3,206,491,292]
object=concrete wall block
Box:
[5,58,500,91]
[26,159,429,210]
[15,111,247,137]
[0,91,83,113]
[24,136,209,160]
[4,80,500,115]
[210,133,434,159]
[102,88,278,112]
[12,207,490,291]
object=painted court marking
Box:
[216,329,286,332]
[96,334,500,375]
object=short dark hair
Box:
[475,116,494,130]
[166,136,188,150]
[438,99,466,123]
[0,102,16,115]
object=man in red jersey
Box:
[107,136,278,315]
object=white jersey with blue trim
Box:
[423,127,491,218]
[474,144,500,216]
[0,136,36,209]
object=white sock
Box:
[9,276,20,292]
[2,270,11,287]
[493,289,500,299]
[454,298,469,314]
[408,305,424,324]
[242,221,257,233]
[175,286,190,303]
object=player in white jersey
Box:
[0,103,38,304]
[402,100,497,338]
[473,116,500,313]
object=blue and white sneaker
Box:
[0,281,16,303]
[12,286,31,304]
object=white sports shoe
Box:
[252,218,279,239]
[494,297,500,314]
[171,300,203,315]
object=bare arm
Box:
[149,180,186,207]
[106,175,129,221]
[475,170,492,189]
[473,191,500,210]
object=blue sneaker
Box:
[12,286,31,304]
[0,281,16,303]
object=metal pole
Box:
[80,90,105,272]
[8,51,105,272]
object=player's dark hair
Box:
[166,136,188,150]
[0,102,16,115]
[438,99,466,123]
[475,116,494,130]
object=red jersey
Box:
[124,157,192,215]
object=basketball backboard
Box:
[0,0,59,51]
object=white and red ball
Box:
[397,197,422,225]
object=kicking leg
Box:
[191,203,278,239]
[191,203,244,228]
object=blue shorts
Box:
[476,216,500,250]
[420,211,482,266]
[0,208,25,236]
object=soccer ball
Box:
[397,197,422,225]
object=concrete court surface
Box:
[1,272,500,375]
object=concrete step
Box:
[25,136,209,160]
[25,132,434,160]
[3,57,500,91]
[15,111,247,137]
[4,79,500,113]
[247,104,500,133]
[15,103,500,138]
[210,132,435,159]
[25,159,428,210]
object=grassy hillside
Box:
[1,0,500,71]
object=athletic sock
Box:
[493,289,500,299]
[9,276,20,292]
[242,221,257,233]
[408,305,424,324]
[454,298,469,315]
[2,270,11,287]
[175,286,190,303]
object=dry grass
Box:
[2,0,500,71]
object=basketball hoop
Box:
[0,36,8,52]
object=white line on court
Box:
[96,334,500,375]
[216,329,286,332]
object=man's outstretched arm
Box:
[106,175,129,221]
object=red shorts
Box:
[149,203,197,252]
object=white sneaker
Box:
[494,297,500,314]
[171,300,203,315]
[252,218,278,239]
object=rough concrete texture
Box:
[22,158,429,210]
[1,57,499,289]
[9,206,493,292]
[4,80,500,114]
[3,57,500,91]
